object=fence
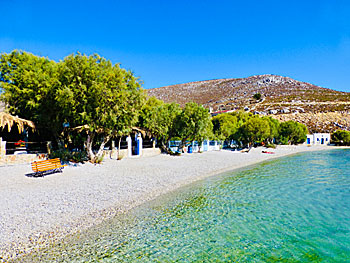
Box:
[4,141,49,155]
[168,140,221,153]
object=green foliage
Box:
[139,97,181,147]
[331,130,350,145]
[230,111,253,128]
[279,120,308,145]
[0,50,61,136]
[94,154,105,164]
[262,116,280,143]
[176,102,213,144]
[212,113,238,141]
[253,93,262,100]
[49,149,88,163]
[238,116,271,145]
[57,53,145,135]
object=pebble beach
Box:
[0,145,341,261]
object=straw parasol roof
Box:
[0,112,35,133]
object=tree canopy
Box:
[0,50,60,136]
[331,130,350,145]
[57,53,145,161]
[212,113,238,141]
[175,102,213,145]
[238,117,271,145]
[139,97,181,149]
[279,120,308,145]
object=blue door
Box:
[321,138,324,144]
[307,138,310,144]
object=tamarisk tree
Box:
[57,53,145,162]
[0,50,61,138]
[175,102,213,151]
[139,97,181,151]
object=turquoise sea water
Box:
[24,150,350,262]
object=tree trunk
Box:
[159,141,169,153]
[86,131,95,161]
[54,133,65,150]
[118,137,122,157]
[93,134,113,163]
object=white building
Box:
[306,133,330,145]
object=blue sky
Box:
[1,0,349,91]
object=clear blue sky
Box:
[1,0,349,91]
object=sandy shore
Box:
[0,145,345,261]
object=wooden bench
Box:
[31,158,66,176]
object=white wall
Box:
[306,133,330,145]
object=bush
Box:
[94,154,104,164]
[49,149,88,163]
[265,143,277,149]
[331,130,350,145]
[253,93,262,100]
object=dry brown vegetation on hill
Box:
[147,74,350,133]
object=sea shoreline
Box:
[0,145,348,261]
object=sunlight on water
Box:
[23,149,350,262]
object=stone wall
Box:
[0,154,45,166]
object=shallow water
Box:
[23,149,350,262]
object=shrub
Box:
[94,154,104,164]
[49,149,88,163]
[331,130,350,145]
[253,93,262,100]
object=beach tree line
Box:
[0,51,213,161]
[212,112,308,147]
[1,50,308,162]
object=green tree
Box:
[0,50,61,138]
[331,130,350,145]
[238,117,270,146]
[139,97,181,151]
[212,113,238,141]
[279,120,308,145]
[56,53,145,162]
[175,102,213,151]
[231,111,253,128]
[262,116,280,144]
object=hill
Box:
[147,75,350,133]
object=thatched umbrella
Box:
[0,112,35,133]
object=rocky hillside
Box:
[147,75,350,133]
